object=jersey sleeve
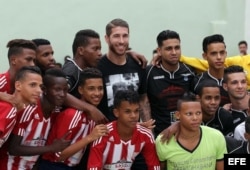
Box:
[141,132,160,170]
[62,62,79,92]
[0,104,11,133]
[215,130,227,160]
[220,108,234,136]
[87,136,106,169]
[0,104,16,139]
[155,134,167,162]
[12,105,35,136]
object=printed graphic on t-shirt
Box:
[105,73,139,107]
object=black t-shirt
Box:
[202,107,234,136]
[231,109,248,129]
[97,54,146,121]
[146,63,195,136]
[62,58,82,99]
[225,136,248,154]
[193,71,230,106]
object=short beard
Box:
[109,44,127,57]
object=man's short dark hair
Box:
[15,66,41,81]
[113,90,139,109]
[223,65,245,83]
[196,80,220,97]
[78,68,103,87]
[157,30,180,47]
[32,39,51,47]
[202,34,225,53]
[238,40,248,47]
[106,18,129,37]
[72,29,100,56]
[7,39,37,60]
[43,68,66,88]
[177,92,197,111]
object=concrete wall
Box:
[0,0,247,72]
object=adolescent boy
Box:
[87,90,160,170]
[1,68,70,170]
[39,68,108,169]
[156,92,226,170]
[0,66,42,148]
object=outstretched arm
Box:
[160,121,180,144]
[139,93,151,122]
[65,93,108,124]
[8,133,71,156]
[58,124,108,161]
[127,50,148,68]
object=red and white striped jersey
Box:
[6,100,52,170]
[0,71,11,93]
[42,108,95,167]
[0,102,17,147]
[87,121,160,170]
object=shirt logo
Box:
[153,75,165,80]
[109,136,114,142]
[34,113,40,119]
[181,73,191,81]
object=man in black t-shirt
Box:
[146,30,195,137]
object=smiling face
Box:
[223,72,248,100]
[78,78,103,106]
[199,87,220,117]
[105,26,129,56]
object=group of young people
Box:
[0,17,249,170]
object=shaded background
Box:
[0,0,249,72]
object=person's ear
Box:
[78,85,83,95]
[10,56,17,65]
[15,81,21,92]
[244,132,250,140]
[105,35,109,44]
[196,95,201,101]
[202,53,207,60]
[157,47,161,57]
[222,83,228,92]
[43,86,48,95]
[113,108,119,118]
[78,46,85,56]
[175,111,180,120]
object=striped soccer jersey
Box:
[0,102,17,147]
[0,71,11,93]
[42,108,95,167]
[87,121,160,170]
[5,100,52,170]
